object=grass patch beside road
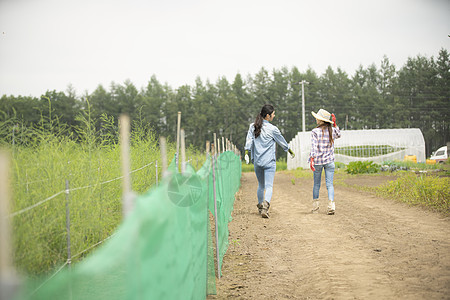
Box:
[376,173,450,216]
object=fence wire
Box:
[10,161,156,218]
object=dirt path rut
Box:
[208,172,450,299]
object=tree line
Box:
[1,49,448,157]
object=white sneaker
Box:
[311,200,319,214]
[327,201,335,215]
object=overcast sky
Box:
[1,0,449,97]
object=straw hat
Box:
[311,109,333,123]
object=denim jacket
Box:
[245,120,290,167]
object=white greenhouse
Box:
[287,128,426,170]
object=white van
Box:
[430,146,448,163]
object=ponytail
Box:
[254,104,274,138]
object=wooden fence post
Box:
[155,160,158,186]
[120,114,133,217]
[65,179,73,299]
[217,138,220,154]
[160,137,168,177]
[205,140,210,294]
[176,112,181,172]
[211,134,221,279]
[181,129,186,174]
[0,151,19,300]
[65,180,72,269]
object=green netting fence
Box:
[15,151,241,300]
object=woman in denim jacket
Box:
[244,104,295,218]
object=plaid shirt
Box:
[309,126,341,165]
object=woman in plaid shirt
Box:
[309,109,341,215]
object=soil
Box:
[207,171,450,299]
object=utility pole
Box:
[300,80,309,132]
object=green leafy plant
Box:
[346,161,380,174]
[334,161,346,169]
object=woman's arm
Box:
[309,130,318,160]
[333,126,341,139]
[244,124,254,150]
[272,126,290,152]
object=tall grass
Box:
[376,173,450,215]
[3,110,206,276]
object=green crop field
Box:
[335,145,405,158]
[2,113,207,276]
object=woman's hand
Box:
[244,150,250,164]
[288,149,295,159]
[310,157,315,171]
[331,113,337,127]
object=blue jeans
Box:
[313,162,335,201]
[254,162,276,204]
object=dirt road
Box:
[208,172,450,299]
